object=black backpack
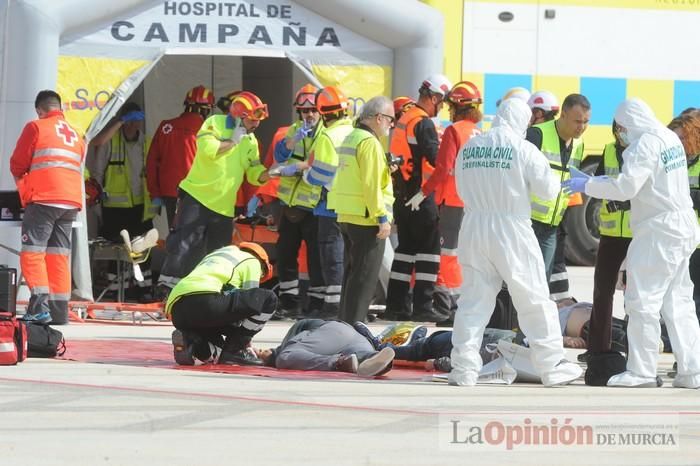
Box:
[26,322,66,358]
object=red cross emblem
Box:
[55,121,78,147]
[162,123,173,135]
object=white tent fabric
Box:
[0,0,444,304]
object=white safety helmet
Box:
[528,90,560,112]
[496,87,531,107]
[421,74,453,97]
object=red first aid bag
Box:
[0,312,27,365]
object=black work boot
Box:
[172,330,195,365]
[218,348,264,366]
[172,330,216,365]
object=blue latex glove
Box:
[246,195,260,217]
[569,166,591,180]
[151,197,163,207]
[120,111,145,122]
[561,177,588,195]
[279,164,300,176]
[293,124,312,142]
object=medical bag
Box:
[0,311,27,365]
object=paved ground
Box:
[1,267,698,466]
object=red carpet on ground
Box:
[60,339,431,381]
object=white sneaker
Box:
[672,373,700,389]
[357,347,395,377]
[448,370,479,386]
[541,360,583,387]
[607,370,663,388]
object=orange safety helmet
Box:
[294,84,319,109]
[230,91,269,121]
[446,81,482,107]
[184,85,215,107]
[393,96,416,115]
[238,241,273,282]
[315,86,349,115]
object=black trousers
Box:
[158,190,234,287]
[689,248,700,322]
[588,234,631,352]
[317,215,344,316]
[338,222,385,324]
[548,220,571,301]
[275,206,324,315]
[386,196,441,319]
[171,289,277,352]
[163,196,178,230]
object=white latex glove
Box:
[230,126,248,145]
[405,191,426,211]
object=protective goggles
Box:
[246,104,269,121]
[294,94,316,109]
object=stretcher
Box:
[16,300,165,325]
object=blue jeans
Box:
[531,220,557,282]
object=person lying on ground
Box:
[254,319,395,377]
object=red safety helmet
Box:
[446,81,482,107]
[84,178,103,207]
[230,91,269,121]
[315,86,349,115]
[393,96,416,115]
[184,85,214,107]
[238,242,273,282]
[294,84,319,109]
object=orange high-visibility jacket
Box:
[10,110,85,208]
[390,105,434,186]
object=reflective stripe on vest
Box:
[277,120,323,208]
[529,119,584,226]
[30,160,81,173]
[33,148,83,163]
[598,142,632,238]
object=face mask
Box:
[618,130,631,147]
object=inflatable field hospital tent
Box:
[0,0,443,302]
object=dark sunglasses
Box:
[378,113,396,124]
[300,108,319,114]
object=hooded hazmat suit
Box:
[449,98,582,386]
[584,98,700,388]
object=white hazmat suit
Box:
[584,98,700,388]
[449,98,582,386]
